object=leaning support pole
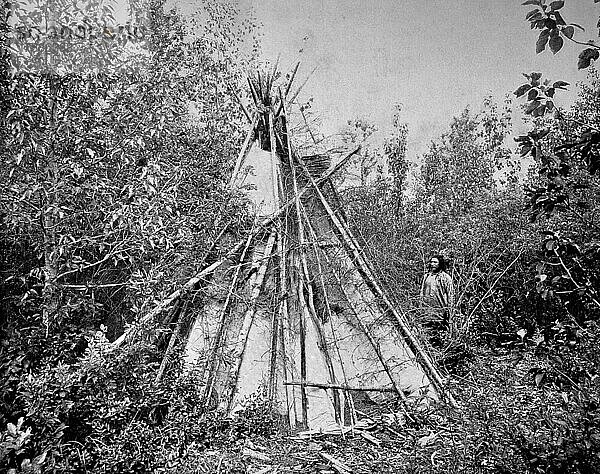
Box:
[227,83,253,124]
[300,206,351,425]
[225,228,277,410]
[275,61,300,117]
[154,298,189,385]
[287,138,310,428]
[276,222,298,429]
[297,157,457,408]
[295,259,310,429]
[266,113,282,404]
[294,203,342,423]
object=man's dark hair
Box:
[430,254,447,272]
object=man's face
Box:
[429,257,440,272]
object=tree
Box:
[419,102,510,217]
[384,103,410,215]
[0,0,258,470]
[513,1,600,319]
[338,117,379,188]
[1,0,255,339]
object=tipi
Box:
[114,66,456,431]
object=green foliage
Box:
[341,98,546,361]
[514,2,600,330]
[1,417,47,473]
[513,70,600,322]
[515,324,600,473]
[419,101,513,217]
[1,0,253,338]
[0,0,258,471]
[1,327,277,473]
[522,0,600,69]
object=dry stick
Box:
[300,107,318,145]
[275,161,299,428]
[302,205,356,428]
[256,70,265,102]
[297,158,457,408]
[320,452,352,474]
[201,228,256,407]
[225,228,277,411]
[111,147,361,349]
[269,55,280,90]
[284,61,301,97]
[267,241,281,402]
[154,298,189,384]
[269,232,283,390]
[269,112,281,211]
[284,381,396,393]
[299,232,343,423]
[287,66,318,107]
[275,61,300,117]
[247,76,260,108]
[228,114,258,188]
[61,282,128,290]
[296,216,344,404]
[295,252,309,427]
[227,83,252,123]
[287,131,310,429]
[277,207,298,429]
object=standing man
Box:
[420,255,454,338]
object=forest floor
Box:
[192,346,575,474]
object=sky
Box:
[242,0,599,157]
[111,0,600,160]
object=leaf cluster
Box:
[523,0,600,69]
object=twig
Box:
[554,248,600,310]
[460,245,526,333]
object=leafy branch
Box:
[523,0,600,69]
